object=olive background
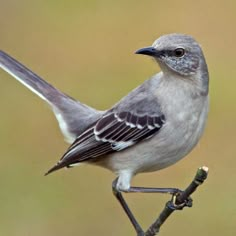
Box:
[0,1,235,235]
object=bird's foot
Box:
[168,191,193,210]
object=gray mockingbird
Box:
[0,33,209,235]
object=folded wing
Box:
[46,111,165,175]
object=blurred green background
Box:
[0,0,235,235]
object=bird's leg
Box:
[112,179,192,235]
[126,186,193,210]
[126,186,181,194]
[112,178,145,236]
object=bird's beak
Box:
[135,47,160,57]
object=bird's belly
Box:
[99,97,208,175]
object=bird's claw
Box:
[168,191,193,210]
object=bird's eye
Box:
[174,48,185,57]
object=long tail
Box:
[0,50,103,143]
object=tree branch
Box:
[145,166,209,236]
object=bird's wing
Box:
[46,84,166,175]
[0,50,103,142]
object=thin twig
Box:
[145,166,209,236]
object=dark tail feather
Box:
[0,50,103,142]
[0,50,69,104]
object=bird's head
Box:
[136,33,207,77]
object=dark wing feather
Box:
[45,111,165,175]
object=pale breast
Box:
[95,79,209,176]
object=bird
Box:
[0,33,209,235]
